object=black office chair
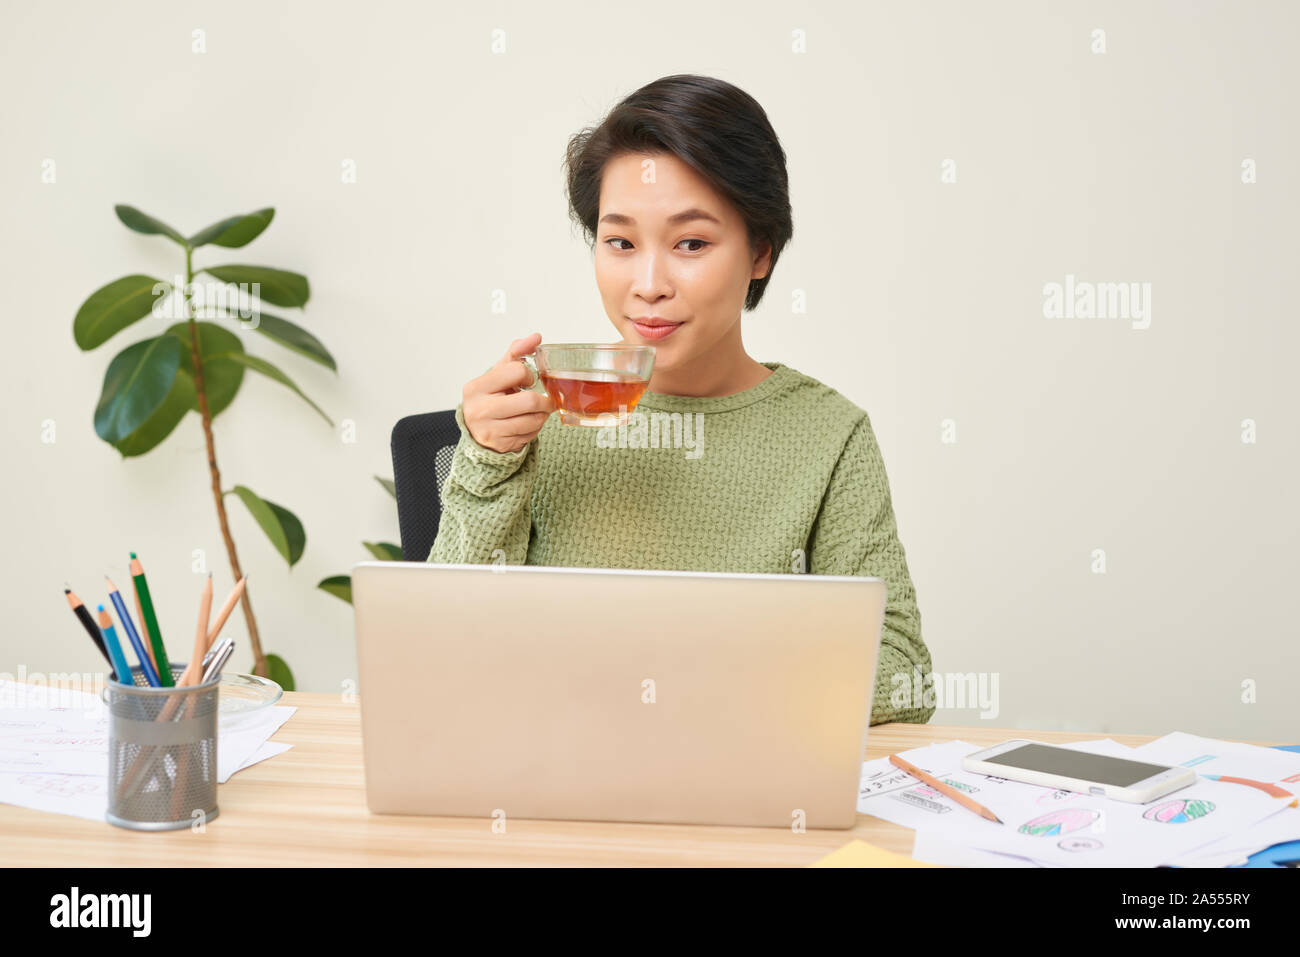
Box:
[391,410,462,562]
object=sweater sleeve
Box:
[806,413,936,726]
[426,402,538,565]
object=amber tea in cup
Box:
[523,344,656,427]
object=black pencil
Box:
[64,586,116,675]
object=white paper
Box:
[911,830,1043,867]
[0,769,110,821]
[217,707,296,782]
[1167,806,1300,867]
[235,741,293,773]
[0,709,108,776]
[0,681,295,821]
[1133,732,1300,797]
[857,738,1291,868]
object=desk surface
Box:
[0,692,1285,867]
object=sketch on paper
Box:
[1142,799,1215,824]
[1018,808,1100,836]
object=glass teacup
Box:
[523,344,656,427]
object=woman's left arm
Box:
[806,413,936,725]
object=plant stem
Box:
[184,246,268,677]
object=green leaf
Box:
[189,208,275,249]
[74,274,169,350]
[202,265,309,308]
[267,501,306,565]
[264,652,295,692]
[363,542,403,561]
[228,485,306,567]
[114,205,189,247]
[165,322,245,418]
[93,336,184,443]
[112,368,196,457]
[375,476,396,499]
[317,575,353,605]
[199,308,336,371]
[248,312,336,370]
[206,351,333,426]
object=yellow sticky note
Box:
[810,839,940,868]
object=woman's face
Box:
[594,151,770,376]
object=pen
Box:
[130,553,173,686]
[203,638,234,682]
[94,604,133,685]
[63,587,115,675]
[105,576,161,687]
[889,753,1004,825]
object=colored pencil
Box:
[64,587,114,673]
[105,576,161,687]
[132,579,157,674]
[94,605,133,684]
[890,753,1004,824]
[130,553,173,686]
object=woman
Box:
[429,74,935,725]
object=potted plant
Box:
[73,205,338,689]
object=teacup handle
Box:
[519,353,546,393]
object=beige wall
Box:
[2,0,1295,740]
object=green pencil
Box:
[129,552,173,686]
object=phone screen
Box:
[981,743,1171,787]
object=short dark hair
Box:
[564,74,793,311]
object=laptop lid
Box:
[351,562,886,829]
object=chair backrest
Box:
[391,410,462,562]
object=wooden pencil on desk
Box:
[889,753,1004,824]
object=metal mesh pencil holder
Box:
[104,663,220,831]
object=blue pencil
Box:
[95,604,134,685]
[105,576,161,687]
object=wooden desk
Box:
[0,692,1286,867]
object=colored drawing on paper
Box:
[1018,808,1100,836]
[1059,837,1103,851]
[915,779,975,799]
[1142,799,1215,824]
[1181,754,1216,768]
[1036,788,1081,806]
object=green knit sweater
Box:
[427,361,936,725]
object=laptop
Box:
[351,562,886,829]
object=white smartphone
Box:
[961,740,1196,803]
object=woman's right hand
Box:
[461,332,555,453]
